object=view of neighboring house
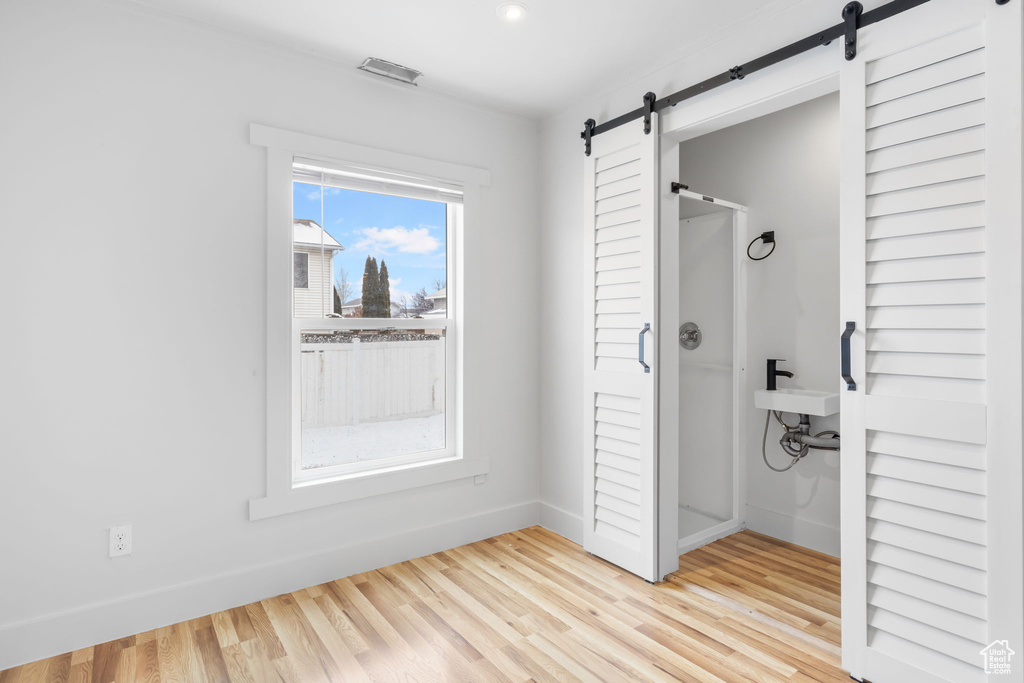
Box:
[419,287,446,318]
[340,297,404,318]
[293,219,343,317]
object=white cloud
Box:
[306,187,340,201]
[353,226,440,255]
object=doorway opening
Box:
[660,92,842,573]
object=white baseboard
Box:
[0,500,540,671]
[745,504,840,557]
[538,501,583,544]
[677,519,745,555]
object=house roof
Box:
[294,219,343,250]
[419,305,447,318]
[426,288,446,300]
[341,297,401,310]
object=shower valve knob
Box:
[679,322,702,350]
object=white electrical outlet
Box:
[109,525,132,558]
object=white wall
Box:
[538,0,857,546]
[678,94,841,555]
[0,0,540,668]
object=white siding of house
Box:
[293,246,334,318]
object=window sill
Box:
[248,456,489,520]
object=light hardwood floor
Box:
[0,528,844,682]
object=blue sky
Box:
[293,182,447,308]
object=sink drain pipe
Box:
[762,411,840,472]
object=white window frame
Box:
[249,124,490,520]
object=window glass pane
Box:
[293,182,330,318]
[293,252,309,288]
[299,327,447,468]
[293,180,447,320]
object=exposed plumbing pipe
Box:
[795,434,842,450]
[761,411,840,472]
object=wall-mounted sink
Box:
[754,389,840,417]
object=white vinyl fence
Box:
[300,338,445,428]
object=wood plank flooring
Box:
[0,528,845,682]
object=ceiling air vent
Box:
[357,58,422,86]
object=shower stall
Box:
[661,187,747,554]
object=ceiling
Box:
[130,0,795,119]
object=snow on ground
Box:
[301,413,445,468]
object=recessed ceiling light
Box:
[496,2,528,22]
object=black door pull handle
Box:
[842,322,856,391]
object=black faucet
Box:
[766,359,794,391]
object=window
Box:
[290,159,460,484]
[293,252,309,288]
[249,124,489,519]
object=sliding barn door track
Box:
[579,0,1012,154]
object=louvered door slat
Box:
[866,100,986,151]
[866,149,986,195]
[866,201,985,240]
[868,497,986,547]
[866,252,985,285]
[865,23,984,84]
[868,520,987,570]
[866,48,985,105]
[868,584,987,643]
[866,228,985,262]
[866,75,985,129]
[866,126,986,175]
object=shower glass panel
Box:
[676,196,745,548]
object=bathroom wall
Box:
[677,93,842,555]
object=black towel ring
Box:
[747,231,776,261]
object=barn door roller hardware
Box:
[580,0,1016,154]
[582,119,596,157]
[642,92,656,134]
[843,2,864,60]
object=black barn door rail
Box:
[579,0,959,155]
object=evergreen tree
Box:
[333,287,342,315]
[379,260,391,318]
[362,256,380,318]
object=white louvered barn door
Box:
[840,1,1023,682]
[582,115,659,582]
